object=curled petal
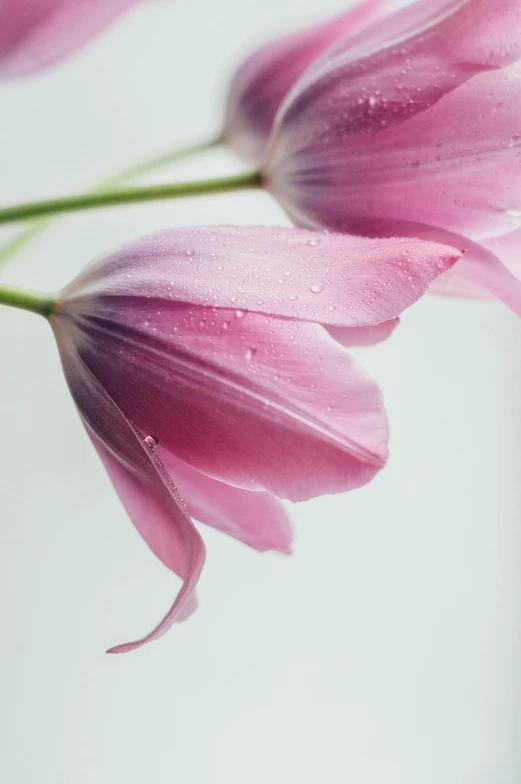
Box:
[56,298,389,501]
[160,450,293,553]
[225,0,385,163]
[326,319,399,347]
[65,226,461,329]
[0,0,139,77]
[51,325,205,654]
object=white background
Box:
[1,0,521,781]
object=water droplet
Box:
[307,238,320,247]
[144,435,158,449]
[310,282,324,294]
[328,305,336,312]
[186,249,195,257]
[288,293,299,301]
[235,309,247,319]
[245,346,257,361]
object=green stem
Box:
[0,170,261,226]
[0,284,54,317]
[0,136,222,268]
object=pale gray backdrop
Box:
[1,0,521,781]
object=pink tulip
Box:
[0,0,140,77]
[224,0,386,165]
[49,225,460,652]
[260,0,521,314]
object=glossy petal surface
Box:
[269,68,521,241]
[0,0,139,76]
[66,226,460,329]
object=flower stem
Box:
[0,170,261,226]
[0,136,222,269]
[0,284,54,317]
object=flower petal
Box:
[56,298,388,501]
[0,0,139,77]
[51,324,205,654]
[326,319,399,347]
[159,450,293,553]
[269,68,521,242]
[328,216,521,317]
[269,0,521,153]
[65,226,461,329]
[225,0,385,163]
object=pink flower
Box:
[49,225,460,652]
[0,0,140,77]
[224,0,385,165]
[260,0,521,314]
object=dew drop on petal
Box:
[144,435,159,449]
[307,238,320,247]
[186,249,195,257]
[235,309,247,319]
[310,282,324,294]
[245,345,257,361]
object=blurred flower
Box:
[0,0,140,76]
[49,225,460,652]
[224,0,385,165]
[258,0,521,313]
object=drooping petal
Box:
[0,0,140,77]
[326,318,399,347]
[54,296,389,501]
[224,0,385,164]
[268,68,521,243]
[51,323,205,654]
[64,226,461,329]
[160,450,293,553]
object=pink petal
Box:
[269,68,521,243]
[482,228,521,282]
[326,319,399,347]
[67,226,461,329]
[55,294,389,501]
[269,0,521,148]
[0,0,139,77]
[225,0,385,164]
[159,450,293,553]
[430,240,521,313]
[51,325,205,654]
[328,216,521,317]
